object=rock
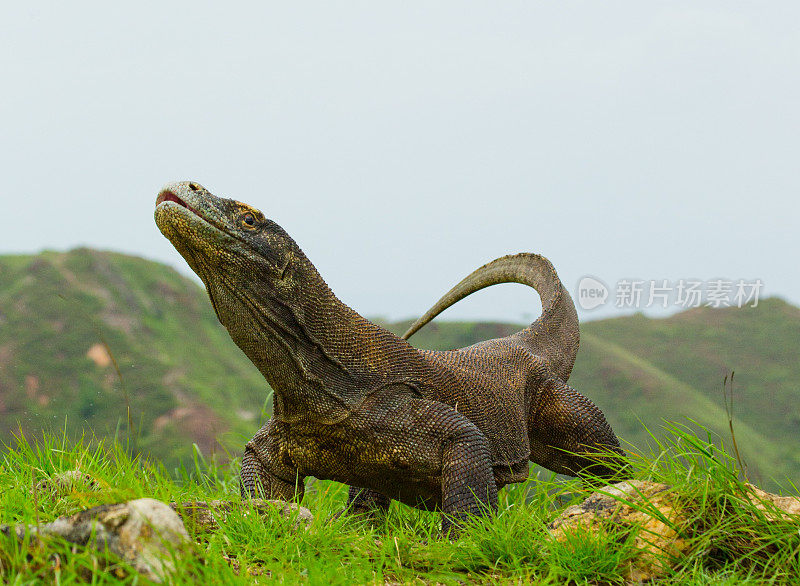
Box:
[2,498,191,582]
[744,483,800,521]
[549,480,800,582]
[35,470,100,494]
[548,480,689,582]
[170,499,313,533]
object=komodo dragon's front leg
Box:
[240,418,305,502]
[370,396,499,530]
[372,396,499,530]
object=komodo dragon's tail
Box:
[402,253,580,381]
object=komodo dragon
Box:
[155,181,626,531]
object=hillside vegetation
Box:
[0,248,268,468]
[1,248,798,490]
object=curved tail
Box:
[402,253,580,381]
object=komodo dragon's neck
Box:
[205,244,415,422]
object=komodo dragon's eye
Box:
[241,213,257,228]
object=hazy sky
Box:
[2,2,798,323]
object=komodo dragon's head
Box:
[154,181,313,330]
[156,181,411,416]
[156,181,399,415]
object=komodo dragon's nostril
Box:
[189,183,200,192]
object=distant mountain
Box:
[1,249,798,489]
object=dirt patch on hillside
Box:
[24,374,49,407]
[86,343,112,367]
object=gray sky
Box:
[2,2,798,323]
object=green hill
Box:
[1,249,798,489]
[0,248,268,467]
[576,300,800,488]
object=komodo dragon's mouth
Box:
[156,190,201,216]
[155,186,239,242]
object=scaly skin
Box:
[155,181,626,531]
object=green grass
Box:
[2,424,799,584]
